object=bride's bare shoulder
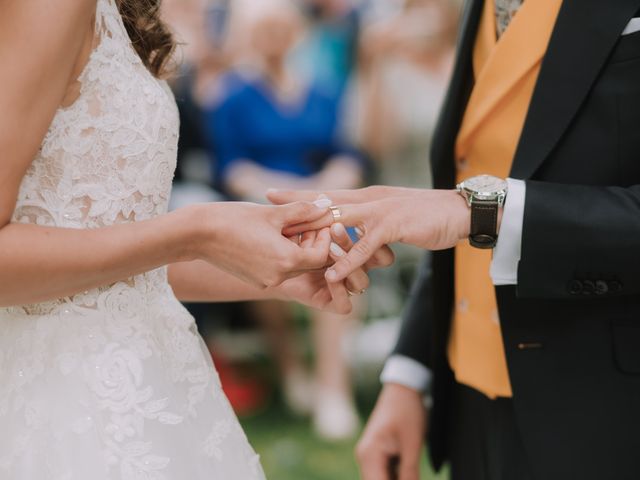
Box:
[0,0,96,52]
[0,0,97,132]
[0,0,96,227]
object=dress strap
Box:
[95,0,131,43]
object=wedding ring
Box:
[329,206,342,223]
[347,288,366,297]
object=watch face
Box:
[464,175,508,196]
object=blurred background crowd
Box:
[161,0,460,477]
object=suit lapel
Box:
[510,0,640,179]
[431,0,484,188]
[456,0,563,160]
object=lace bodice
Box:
[0,2,265,478]
[7,0,179,315]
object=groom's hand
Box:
[356,383,427,480]
[271,187,470,282]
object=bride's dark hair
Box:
[116,0,176,78]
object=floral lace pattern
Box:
[0,1,265,478]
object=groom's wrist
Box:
[449,189,472,241]
[450,189,505,242]
[381,354,433,393]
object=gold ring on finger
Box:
[329,206,342,223]
[346,288,366,296]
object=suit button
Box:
[609,280,623,293]
[568,280,583,295]
[595,280,608,295]
[582,280,595,295]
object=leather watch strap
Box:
[469,201,499,249]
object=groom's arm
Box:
[485,179,640,297]
[516,181,640,298]
[381,182,525,391]
[380,253,434,393]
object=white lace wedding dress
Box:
[0,1,266,479]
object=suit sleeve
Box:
[391,252,434,369]
[517,181,640,298]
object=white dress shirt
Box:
[380,178,526,392]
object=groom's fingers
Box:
[333,222,395,270]
[330,223,370,291]
[267,189,322,204]
[268,188,359,206]
[329,241,370,294]
[326,231,382,282]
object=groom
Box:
[350,0,640,479]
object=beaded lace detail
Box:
[0,1,265,478]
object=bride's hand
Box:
[267,187,471,281]
[186,201,333,288]
[267,188,397,271]
[275,225,370,314]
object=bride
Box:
[0,0,390,478]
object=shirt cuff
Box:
[380,354,433,393]
[490,178,526,286]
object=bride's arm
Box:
[0,0,330,307]
[169,260,272,303]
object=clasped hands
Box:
[267,186,471,314]
[193,186,470,314]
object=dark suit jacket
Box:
[393,1,640,478]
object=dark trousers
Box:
[448,383,533,480]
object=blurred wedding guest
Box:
[162,0,232,187]
[202,0,366,440]
[351,0,458,189]
[291,0,363,98]
[341,0,458,313]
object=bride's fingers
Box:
[299,230,317,248]
[282,212,334,237]
[282,203,367,237]
[291,227,331,272]
[276,201,330,227]
[329,241,370,294]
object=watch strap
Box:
[469,201,499,249]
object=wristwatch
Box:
[456,175,508,249]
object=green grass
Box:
[240,405,449,480]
